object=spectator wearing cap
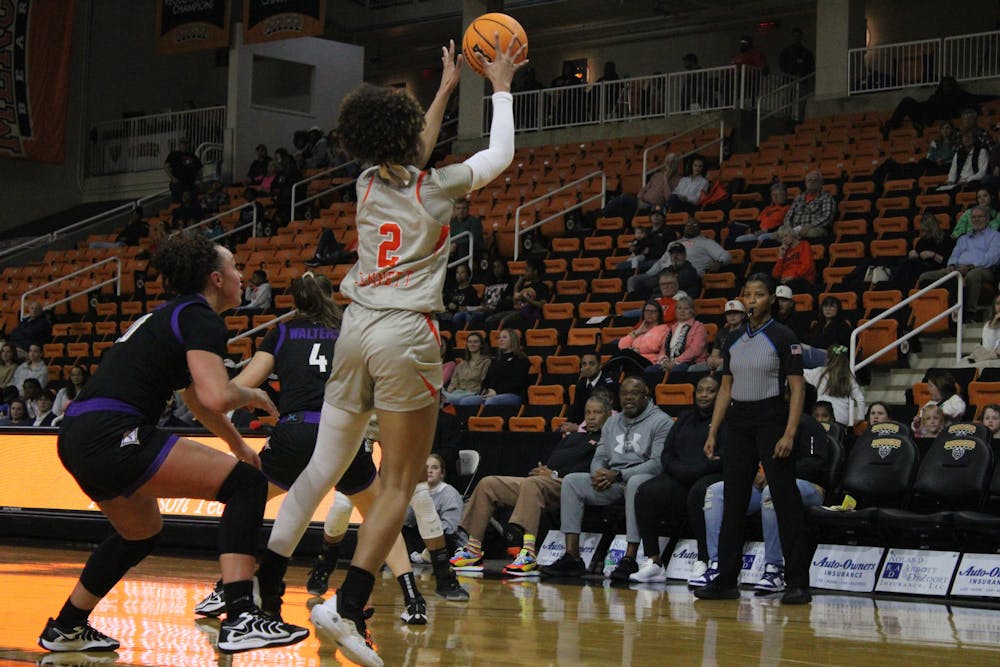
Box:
[627,219,726,298]
[701,300,747,372]
[666,157,710,214]
[732,183,790,245]
[784,170,835,238]
[617,212,679,280]
[918,205,1000,321]
[247,144,271,184]
[772,225,816,295]
[627,239,701,301]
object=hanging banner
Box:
[156,0,230,54]
[243,0,325,44]
[0,0,75,163]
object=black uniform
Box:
[716,318,808,588]
[257,318,375,494]
[58,295,227,501]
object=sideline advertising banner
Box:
[809,544,883,592]
[875,548,959,596]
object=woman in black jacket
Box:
[451,328,530,407]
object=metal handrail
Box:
[640,117,722,183]
[20,257,122,318]
[447,231,475,273]
[170,200,258,239]
[0,234,54,262]
[53,189,170,240]
[848,271,964,423]
[755,73,813,146]
[290,160,359,221]
[229,309,299,343]
[513,171,606,261]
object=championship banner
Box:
[243,0,325,44]
[0,0,74,163]
[156,0,230,54]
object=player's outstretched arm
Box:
[417,40,463,168]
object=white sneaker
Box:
[311,595,383,667]
[687,561,718,588]
[629,558,667,583]
[754,563,786,594]
[689,560,708,579]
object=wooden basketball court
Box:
[1,544,998,666]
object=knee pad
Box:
[324,492,354,539]
[80,532,160,598]
[216,461,268,556]
[410,482,443,540]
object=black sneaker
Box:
[400,596,428,625]
[307,555,336,596]
[692,581,740,600]
[781,586,812,605]
[217,608,309,654]
[38,618,120,652]
[194,580,226,618]
[540,552,587,578]
[609,556,639,582]
[435,573,470,601]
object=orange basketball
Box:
[462,12,528,77]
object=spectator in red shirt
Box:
[772,225,816,296]
[731,35,768,72]
[732,182,790,244]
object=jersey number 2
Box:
[377,222,401,269]
[309,343,328,374]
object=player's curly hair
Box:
[292,272,342,329]
[151,236,221,295]
[336,84,425,167]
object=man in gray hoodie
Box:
[541,376,674,578]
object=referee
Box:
[694,273,811,604]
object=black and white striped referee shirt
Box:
[720,319,803,402]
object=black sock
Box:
[397,571,420,603]
[256,549,289,597]
[430,547,452,580]
[223,580,256,617]
[337,565,375,620]
[55,599,90,629]
[319,540,340,563]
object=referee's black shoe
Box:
[692,581,740,600]
[781,586,812,605]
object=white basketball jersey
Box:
[341,164,472,313]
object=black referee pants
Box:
[716,398,807,588]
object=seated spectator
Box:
[913,370,967,433]
[53,364,89,417]
[731,182,790,244]
[21,377,44,419]
[980,403,1000,439]
[892,212,955,285]
[305,227,355,267]
[0,343,17,389]
[803,345,866,428]
[622,270,684,322]
[403,454,463,557]
[627,220,724,298]
[666,156,710,214]
[866,401,892,427]
[646,296,708,378]
[450,395,612,575]
[966,293,1000,364]
[247,144,271,184]
[540,378,673,579]
[486,256,549,330]
[303,126,330,170]
[802,296,853,360]
[952,189,1000,238]
[913,404,946,439]
[772,225,816,295]
[691,411,829,592]
[0,398,30,426]
[704,299,747,373]
[784,170,835,238]
[450,329,530,407]
[442,332,490,404]
[236,270,272,311]
[882,77,993,137]
[918,206,1000,321]
[114,208,149,247]
[440,338,456,388]
[172,189,205,228]
[12,344,48,394]
[924,122,958,175]
[615,301,671,368]
[201,179,231,214]
[948,130,990,189]
[441,264,480,330]
[8,302,51,356]
[32,389,57,427]
[773,286,813,355]
[471,259,515,328]
[628,376,723,582]
[811,400,835,424]
[600,153,681,224]
[618,213,680,281]
[959,107,997,153]
[559,352,619,433]
[449,200,484,265]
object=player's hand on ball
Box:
[480,33,528,92]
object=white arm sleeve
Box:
[463,92,515,191]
